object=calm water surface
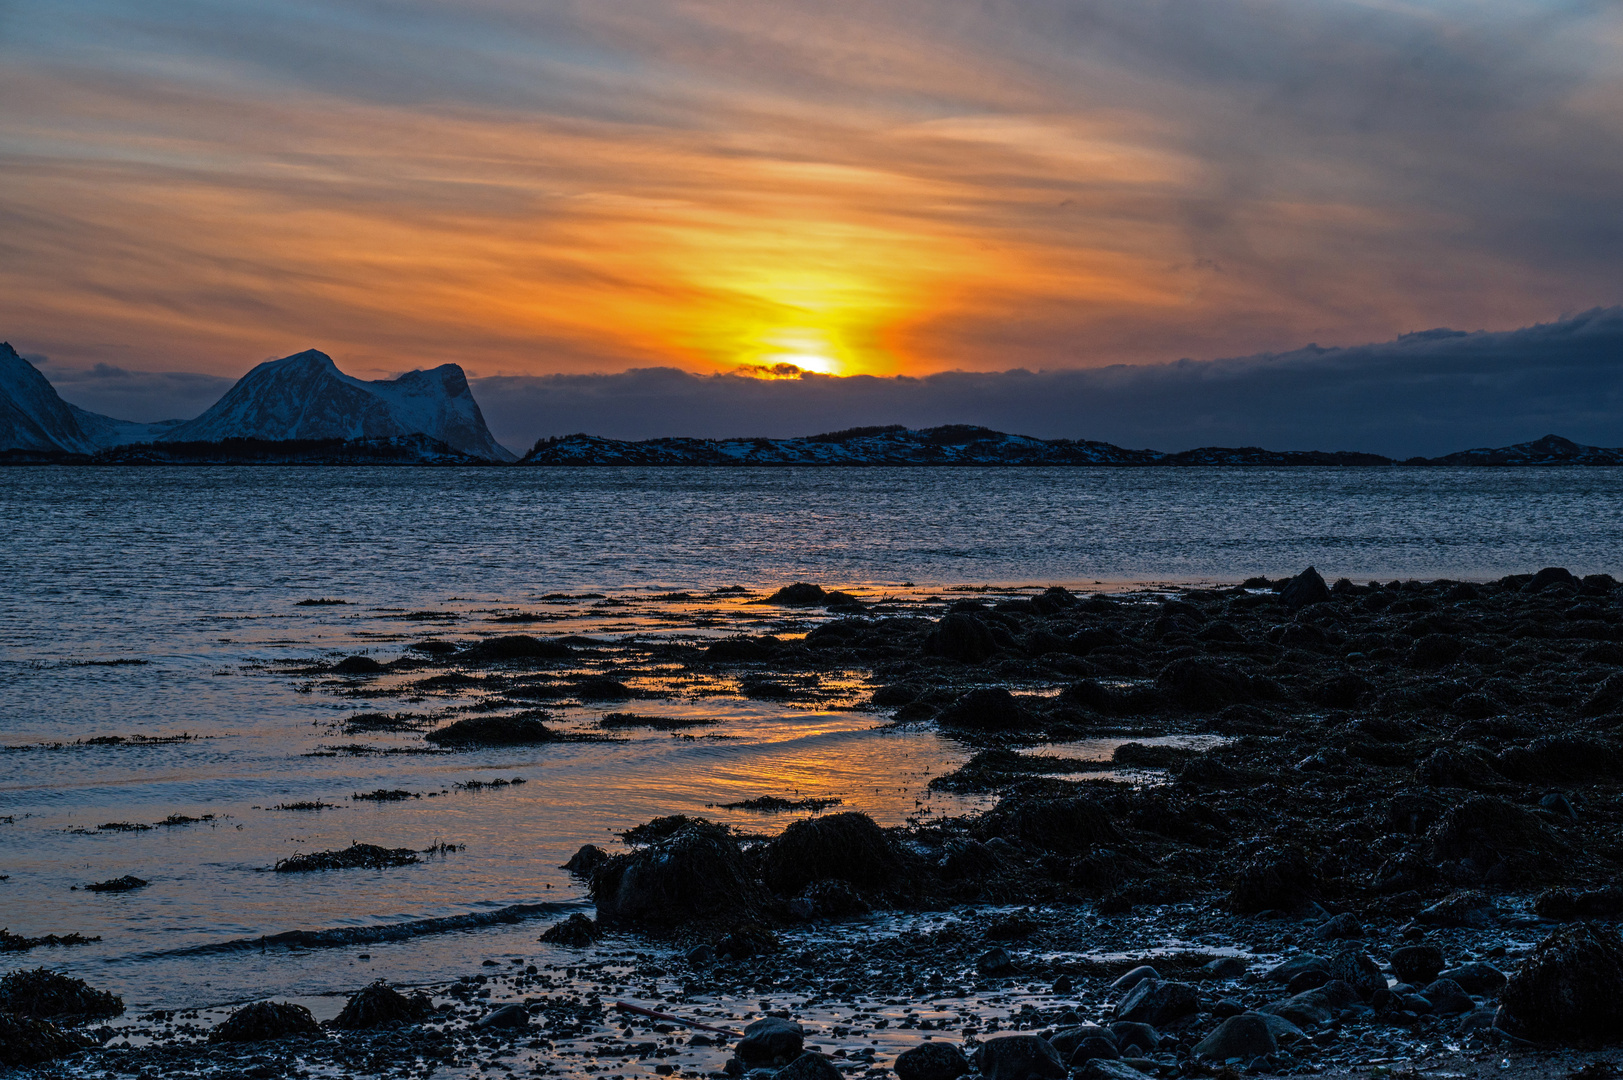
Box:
[2,466,1621,1011]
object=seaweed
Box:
[272,843,420,873]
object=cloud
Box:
[0,1,1621,379]
[45,365,237,423]
[470,308,1623,458]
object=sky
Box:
[3,0,1622,400]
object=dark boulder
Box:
[1496,735,1622,782]
[1228,849,1320,913]
[935,688,1030,731]
[1157,658,1250,710]
[1280,567,1331,611]
[760,812,902,896]
[0,968,123,1024]
[925,614,999,663]
[425,715,556,747]
[893,1041,970,1080]
[1408,634,1465,669]
[459,635,572,661]
[977,793,1119,855]
[706,636,782,662]
[1390,945,1445,986]
[1414,891,1496,928]
[736,1016,805,1065]
[777,1051,843,1080]
[1428,796,1570,883]
[1437,962,1507,996]
[209,1000,323,1043]
[1418,747,1502,789]
[1192,1013,1277,1062]
[562,844,610,878]
[1260,979,1362,1028]
[0,1012,83,1068]
[592,825,766,932]
[787,879,872,921]
[762,583,827,606]
[328,982,431,1030]
[333,655,386,674]
[1067,1036,1120,1065]
[476,1004,530,1030]
[1315,673,1374,708]
[1535,886,1623,921]
[539,913,600,947]
[1524,567,1579,593]
[1500,923,1623,1043]
[1324,949,1385,1000]
[1418,979,1474,1015]
[972,1034,1066,1080]
[1113,978,1198,1027]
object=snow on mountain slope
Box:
[0,341,100,453]
[160,350,516,461]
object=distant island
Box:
[5,342,1623,466]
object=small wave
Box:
[124,900,586,960]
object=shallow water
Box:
[3,465,1623,1012]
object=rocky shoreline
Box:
[9,567,1623,1077]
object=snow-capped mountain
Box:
[160,349,515,462]
[0,342,178,454]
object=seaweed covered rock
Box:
[209,1000,323,1043]
[935,688,1029,731]
[976,793,1119,855]
[333,655,386,674]
[273,843,419,873]
[1428,796,1570,882]
[735,1016,805,1065]
[592,824,765,932]
[1495,735,1622,783]
[894,1040,970,1080]
[562,844,610,878]
[1228,848,1320,913]
[327,982,431,1030]
[788,879,872,920]
[1279,567,1331,611]
[425,714,556,747]
[761,812,901,896]
[0,1011,83,1067]
[761,583,827,606]
[540,913,600,946]
[705,636,781,662]
[1499,923,1623,1044]
[460,635,572,662]
[1390,944,1445,986]
[925,614,998,664]
[1157,658,1250,710]
[777,1051,844,1080]
[0,968,123,1024]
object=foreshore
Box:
[9,568,1623,1077]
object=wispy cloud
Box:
[1,1,1621,382]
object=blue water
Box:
[2,465,1621,1011]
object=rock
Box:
[977,793,1118,855]
[972,1034,1066,1080]
[1535,885,1623,921]
[1259,979,1363,1028]
[977,947,1015,975]
[1280,567,1331,611]
[1192,1013,1278,1061]
[459,634,572,661]
[1157,658,1250,709]
[1051,975,1074,995]
[893,1041,970,1080]
[935,688,1029,731]
[760,812,901,896]
[1418,979,1474,1015]
[425,714,557,746]
[327,982,430,1030]
[1202,957,1248,980]
[209,1000,324,1043]
[790,879,871,920]
[1312,912,1364,940]
[1428,797,1570,883]
[539,913,599,947]
[1114,979,1198,1027]
[685,944,717,966]
[706,636,782,662]
[0,1011,83,1067]
[736,1017,805,1065]
[476,1004,530,1030]
[1048,1025,1114,1057]
[1438,962,1508,996]
[938,837,1002,880]
[925,614,999,663]
[1524,567,1579,593]
[84,875,148,893]
[1075,1062,1147,1080]
[776,1051,842,1080]
[762,583,827,606]
[1110,965,1160,992]
[1500,923,1623,1043]
[1414,890,1496,928]
[0,968,124,1023]
[1264,955,1330,984]
[562,844,610,878]
[1325,950,1385,1001]
[1408,634,1465,669]
[1107,1022,1158,1052]
[1211,998,1244,1018]
[1286,969,1331,994]
[1068,1036,1121,1064]
[1497,735,1622,782]
[1254,1012,1306,1043]
[1229,849,1320,913]
[592,825,766,931]
[1390,945,1445,986]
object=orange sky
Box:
[2,2,1621,382]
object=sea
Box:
[2,465,1622,1017]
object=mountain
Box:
[1423,434,1623,466]
[519,424,1394,466]
[160,349,515,461]
[0,342,178,454]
